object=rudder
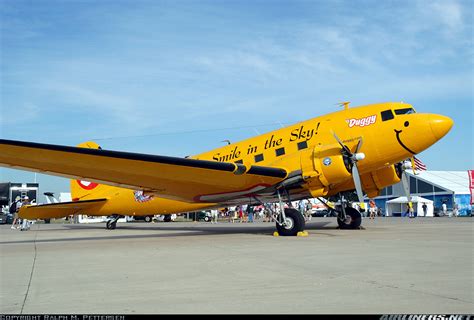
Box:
[70,141,113,201]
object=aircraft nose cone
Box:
[430,115,453,140]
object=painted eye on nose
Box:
[404,121,410,127]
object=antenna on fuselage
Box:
[336,101,350,110]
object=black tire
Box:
[44,219,51,224]
[144,216,152,223]
[204,216,210,222]
[163,215,172,222]
[276,208,305,236]
[106,220,117,230]
[337,207,362,229]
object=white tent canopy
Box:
[386,196,434,217]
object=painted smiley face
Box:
[394,121,417,155]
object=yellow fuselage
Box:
[46,102,452,218]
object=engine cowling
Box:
[299,144,352,198]
[360,165,402,198]
[322,164,402,198]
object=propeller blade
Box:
[332,131,345,148]
[351,163,365,203]
[355,137,363,154]
[401,171,412,203]
[410,157,417,175]
[332,131,352,155]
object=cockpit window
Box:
[394,108,415,115]
[381,110,394,121]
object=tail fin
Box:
[70,141,114,201]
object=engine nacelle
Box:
[325,164,402,198]
[360,165,402,198]
[299,144,352,198]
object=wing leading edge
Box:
[0,139,287,203]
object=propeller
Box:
[332,132,366,204]
[397,159,412,203]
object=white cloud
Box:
[429,0,464,31]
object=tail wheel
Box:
[276,208,305,236]
[337,207,362,229]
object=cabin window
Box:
[254,154,264,163]
[275,147,285,157]
[394,108,415,115]
[297,141,308,150]
[381,110,394,121]
[235,160,243,164]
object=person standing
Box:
[369,200,376,219]
[246,205,254,223]
[442,201,448,217]
[10,196,21,229]
[20,196,31,231]
[237,205,244,223]
[406,202,414,218]
[298,200,306,216]
[211,209,219,224]
[422,203,428,217]
[305,200,312,221]
[453,203,459,217]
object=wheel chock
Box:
[273,231,309,237]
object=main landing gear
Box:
[336,206,362,229]
[276,208,305,236]
[255,189,306,237]
[320,194,362,230]
[106,214,124,230]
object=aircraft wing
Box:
[19,199,107,219]
[0,139,288,203]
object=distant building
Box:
[0,182,39,207]
[373,171,472,216]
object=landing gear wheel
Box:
[144,216,152,223]
[106,220,117,230]
[337,207,362,229]
[276,208,305,236]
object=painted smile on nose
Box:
[394,121,417,155]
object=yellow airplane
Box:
[0,102,453,235]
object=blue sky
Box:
[1,0,473,199]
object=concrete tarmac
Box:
[0,217,473,314]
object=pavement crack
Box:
[365,279,474,305]
[20,225,39,314]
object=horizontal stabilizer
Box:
[19,198,107,219]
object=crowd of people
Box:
[209,199,316,224]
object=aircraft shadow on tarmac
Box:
[1,221,335,244]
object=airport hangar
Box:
[372,170,472,217]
